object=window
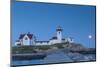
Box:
[25,37,28,40]
[59,32,60,34]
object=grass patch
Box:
[12,45,52,54]
[12,42,75,54]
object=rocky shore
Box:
[12,42,96,61]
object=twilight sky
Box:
[12,1,96,48]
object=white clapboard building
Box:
[15,26,74,46]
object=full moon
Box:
[88,35,92,39]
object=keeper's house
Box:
[15,26,74,46]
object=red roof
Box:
[19,33,33,39]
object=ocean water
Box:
[11,51,96,66]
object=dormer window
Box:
[25,37,28,40]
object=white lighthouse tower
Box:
[56,26,63,43]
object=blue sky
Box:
[12,1,96,48]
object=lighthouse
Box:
[56,26,63,43]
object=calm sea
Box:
[11,51,96,66]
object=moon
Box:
[88,35,92,39]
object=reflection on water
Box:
[12,51,96,66]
